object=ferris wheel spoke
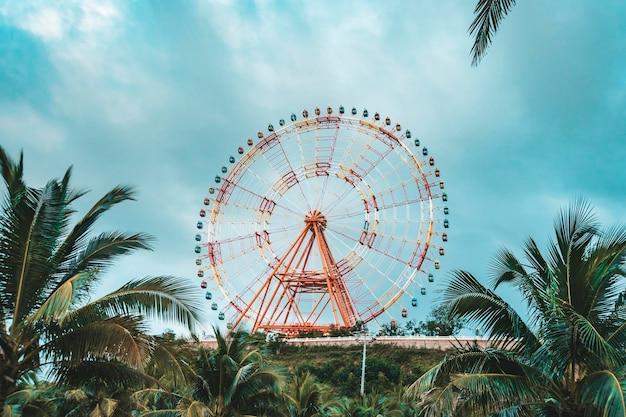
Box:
[256,130,317,212]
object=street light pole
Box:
[356,328,375,396]
[360,333,367,395]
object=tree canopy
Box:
[0,146,203,414]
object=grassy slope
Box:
[267,342,450,396]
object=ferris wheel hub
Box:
[305,210,327,231]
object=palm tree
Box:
[469,0,517,66]
[136,328,286,417]
[319,391,406,417]
[284,371,325,417]
[4,372,58,416]
[0,146,204,410]
[405,198,626,416]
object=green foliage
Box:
[378,304,465,337]
[377,320,405,336]
[136,328,287,417]
[273,343,448,398]
[416,304,466,336]
[405,198,626,416]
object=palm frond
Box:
[577,368,626,417]
[54,186,138,257]
[63,231,155,298]
[450,373,541,416]
[1,179,66,324]
[177,400,213,417]
[86,275,204,332]
[469,0,517,66]
[490,244,551,332]
[550,198,598,307]
[584,228,626,320]
[567,306,624,370]
[407,347,553,417]
[443,270,537,350]
[145,340,198,389]
[29,272,88,323]
[42,314,154,370]
[50,359,162,391]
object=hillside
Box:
[267,342,451,397]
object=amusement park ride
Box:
[194,106,449,337]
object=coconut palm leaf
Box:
[285,371,323,417]
[44,314,154,368]
[145,339,198,390]
[1,179,64,324]
[29,272,89,323]
[443,269,537,351]
[577,368,626,417]
[86,275,204,332]
[469,0,517,66]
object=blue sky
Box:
[1,1,625,336]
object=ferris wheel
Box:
[195,106,449,336]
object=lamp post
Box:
[355,328,376,395]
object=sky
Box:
[1,0,625,337]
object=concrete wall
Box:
[200,335,493,350]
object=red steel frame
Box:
[227,209,359,336]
